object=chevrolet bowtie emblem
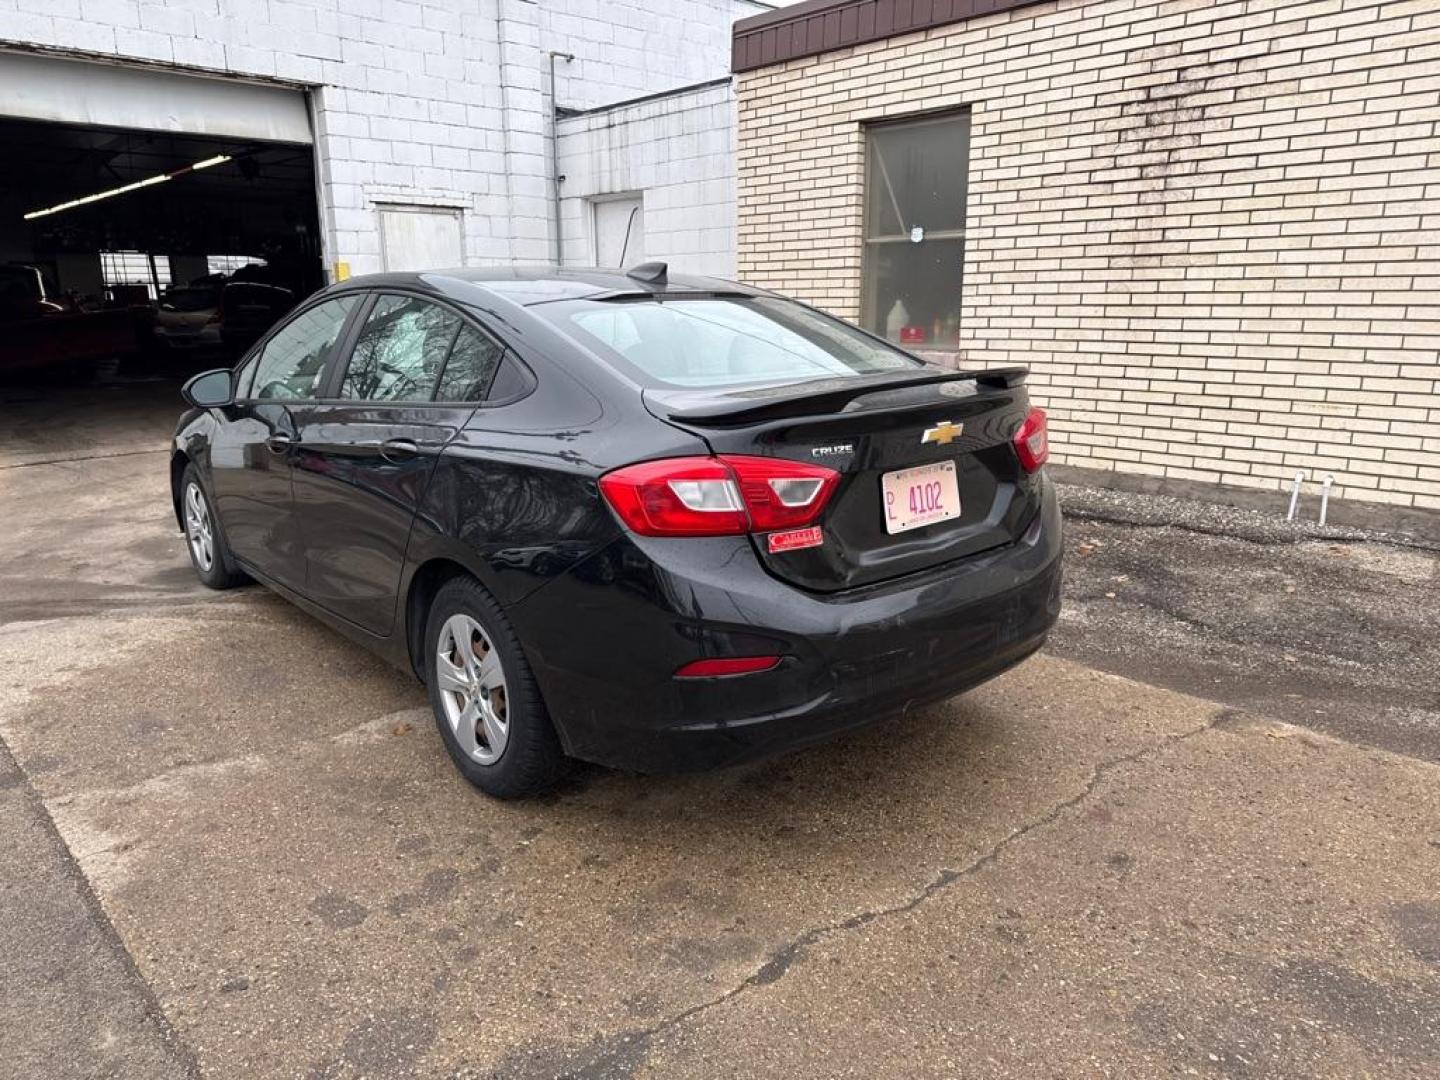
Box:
[921,421,964,445]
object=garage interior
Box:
[0,53,323,393]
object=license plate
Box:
[882,461,961,534]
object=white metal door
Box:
[592,197,644,268]
[378,207,464,271]
[0,53,311,143]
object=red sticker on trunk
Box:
[767,525,824,553]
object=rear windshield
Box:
[160,288,220,312]
[533,295,921,388]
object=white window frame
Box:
[100,250,171,300]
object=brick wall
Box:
[736,0,1440,513]
[557,81,736,275]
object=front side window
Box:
[861,110,970,350]
[340,295,461,402]
[249,295,359,400]
[535,296,919,389]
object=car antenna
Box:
[625,261,667,285]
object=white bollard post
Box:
[1318,474,1334,526]
[1286,471,1306,522]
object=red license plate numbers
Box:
[881,461,961,534]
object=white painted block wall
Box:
[1,0,760,277]
[557,81,736,277]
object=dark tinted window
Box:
[435,324,503,401]
[340,294,459,402]
[486,357,531,401]
[862,110,970,348]
[249,295,358,400]
[534,296,918,389]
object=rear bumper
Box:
[512,478,1063,772]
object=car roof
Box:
[325,266,770,307]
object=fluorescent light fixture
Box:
[24,174,169,220]
[23,153,235,221]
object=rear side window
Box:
[340,295,459,402]
[334,295,509,404]
[536,296,919,389]
[436,325,503,402]
[248,295,359,400]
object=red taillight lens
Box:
[1014,407,1049,473]
[599,455,839,538]
[674,655,781,678]
[726,455,840,532]
[597,456,748,536]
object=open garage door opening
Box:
[0,86,322,403]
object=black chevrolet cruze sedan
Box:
[171,265,1062,797]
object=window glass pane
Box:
[863,237,966,349]
[538,296,918,389]
[436,325,503,401]
[207,254,266,276]
[100,250,172,301]
[865,112,970,238]
[486,357,530,401]
[250,296,358,400]
[159,286,220,313]
[862,111,970,344]
[341,295,458,402]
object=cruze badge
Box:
[921,421,964,446]
[811,443,854,457]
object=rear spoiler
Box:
[647,366,1029,425]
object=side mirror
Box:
[181,369,234,409]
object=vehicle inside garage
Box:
[0,55,323,396]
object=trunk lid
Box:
[646,369,1042,593]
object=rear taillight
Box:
[599,455,840,538]
[1014,407,1049,473]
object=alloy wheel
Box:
[434,613,509,765]
[184,481,215,572]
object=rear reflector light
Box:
[600,455,839,538]
[1014,407,1049,473]
[674,656,781,678]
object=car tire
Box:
[424,576,566,799]
[180,464,246,590]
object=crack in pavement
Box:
[0,447,168,470]
[0,594,242,626]
[558,711,1227,1076]
[31,708,431,806]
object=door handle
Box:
[380,438,420,463]
[265,432,294,453]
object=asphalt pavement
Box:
[1,380,1437,1079]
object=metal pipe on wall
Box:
[548,50,575,268]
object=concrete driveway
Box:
[2,381,1437,1079]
